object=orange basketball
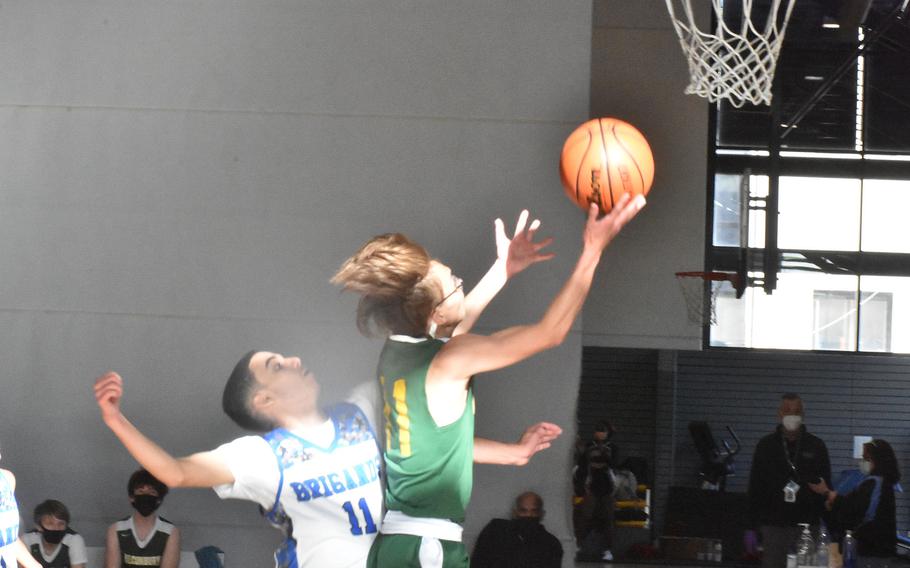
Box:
[559,117,654,214]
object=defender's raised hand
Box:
[94,371,125,424]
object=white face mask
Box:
[860,460,873,475]
[781,415,803,432]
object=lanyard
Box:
[781,433,802,477]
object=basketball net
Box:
[664,0,796,107]
[676,272,737,326]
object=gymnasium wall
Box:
[585,0,710,350]
[0,2,601,566]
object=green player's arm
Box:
[94,371,234,488]
[433,195,645,381]
[453,210,554,337]
[473,422,563,466]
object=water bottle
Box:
[816,525,829,568]
[797,523,815,567]
[843,530,857,568]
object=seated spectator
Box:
[23,500,87,568]
[810,439,900,566]
[471,491,563,568]
[104,469,180,568]
[576,420,617,561]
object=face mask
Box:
[131,494,161,517]
[860,460,873,475]
[781,415,802,432]
[41,528,66,545]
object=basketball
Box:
[559,117,655,214]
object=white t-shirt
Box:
[212,402,382,568]
[22,530,88,566]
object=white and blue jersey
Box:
[213,402,382,568]
[0,471,20,568]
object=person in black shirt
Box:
[471,491,562,568]
[810,439,899,566]
[747,393,831,568]
[23,500,87,568]
[575,420,617,561]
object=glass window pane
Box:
[747,175,768,249]
[713,174,743,247]
[858,276,910,353]
[713,174,768,248]
[861,179,910,253]
[711,271,859,350]
[778,177,861,251]
[813,290,857,351]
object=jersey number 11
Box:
[342,498,377,535]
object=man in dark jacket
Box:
[471,491,563,568]
[748,393,831,568]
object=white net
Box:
[665,0,796,107]
[676,272,736,326]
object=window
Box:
[706,3,910,354]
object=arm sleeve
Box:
[818,440,832,486]
[469,522,497,568]
[67,533,88,564]
[747,442,765,528]
[210,436,280,507]
[831,479,875,530]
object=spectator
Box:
[576,420,617,561]
[471,491,562,568]
[23,500,87,568]
[747,393,830,568]
[104,469,180,568]
[810,439,900,567]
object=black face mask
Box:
[41,528,66,545]
[131,494,161,517]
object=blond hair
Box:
[332,233,442,336]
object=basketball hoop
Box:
[664,0,796,107]
[675,271,739,326]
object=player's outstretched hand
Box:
[515,421,564,465]
[583,193,646,253]
[94,371,125,424]
[495,209,555,279]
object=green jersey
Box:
[378,336,474,523]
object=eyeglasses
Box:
[434,276,463,310]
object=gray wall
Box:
[0,1,619,566]
[583,0,708,351]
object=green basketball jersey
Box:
[378,336,474,523]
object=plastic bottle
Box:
[797,523,815,567]
[713,540,722,562]
[843,530,857,568]
[816,525,829,568]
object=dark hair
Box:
[33,500,70,526]
[594,420,614,433]
[332,233,441,337]
[128,469,169,499]
[222,350,275,433]
[866,439,901,484]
